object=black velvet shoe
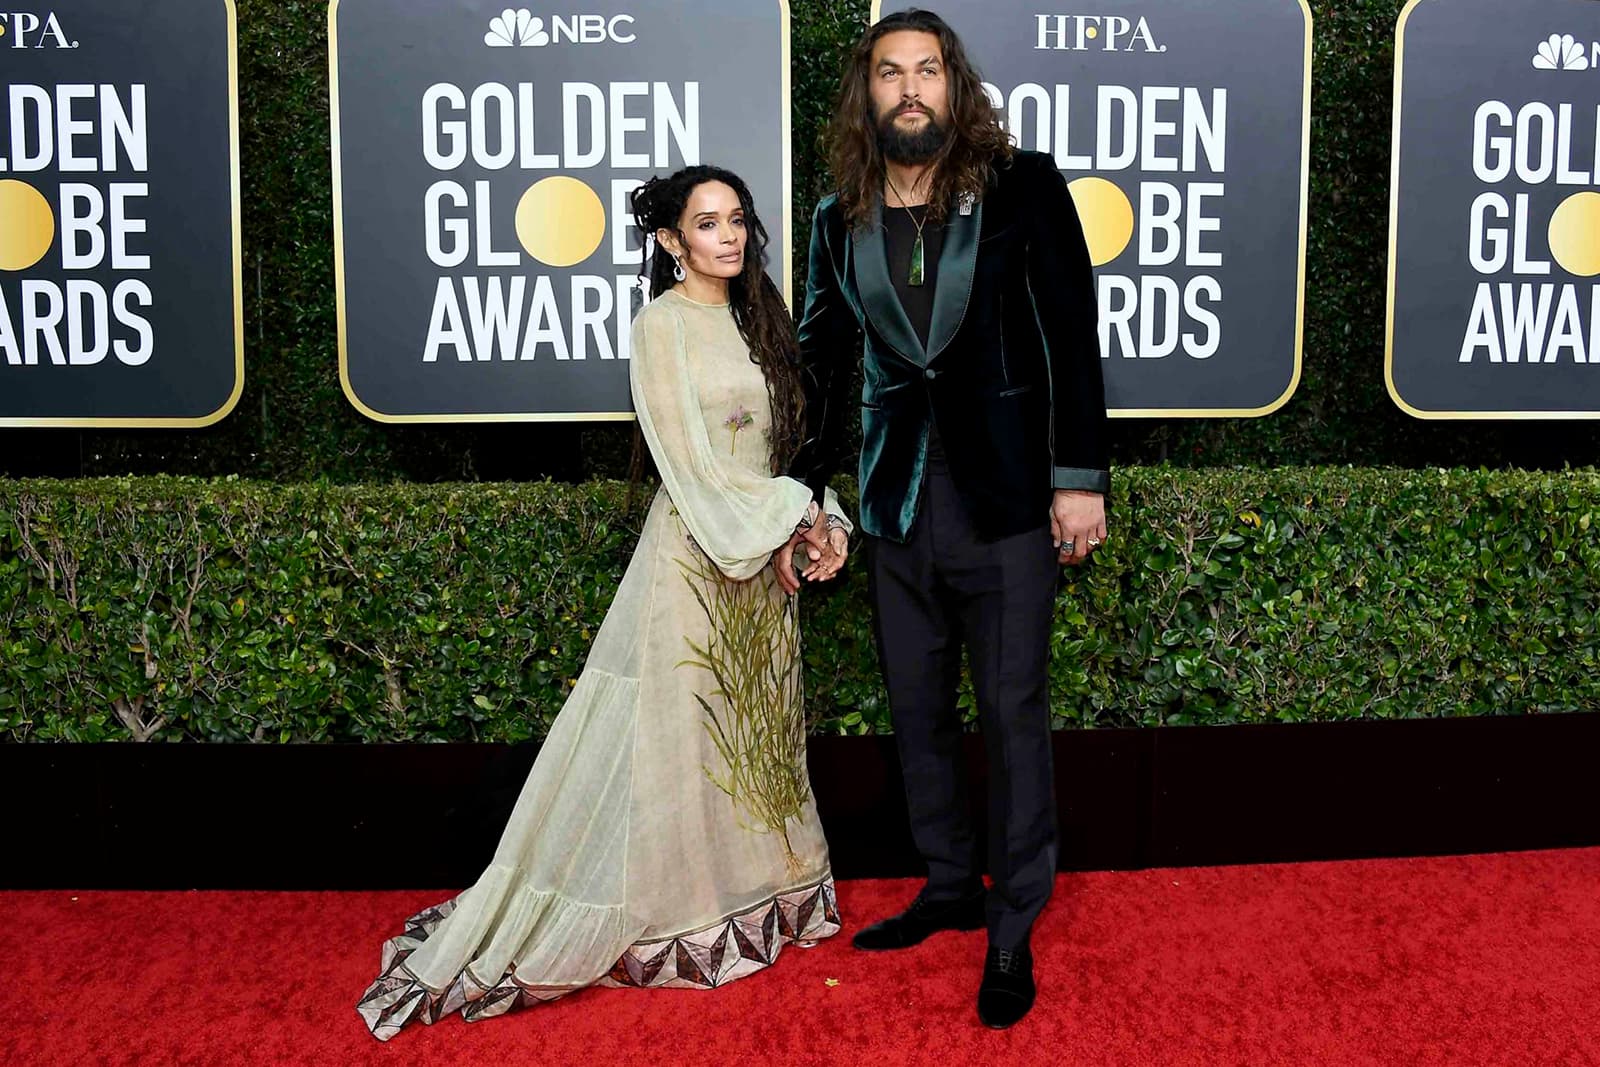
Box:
[850,887,987,950]
[977,945,1036,1029]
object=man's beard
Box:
[876,105,947,165]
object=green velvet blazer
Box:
[793,149,1110,544]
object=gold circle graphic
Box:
[1068,177,1134,267]
[1548,191,1600,278]
[0,180,55,271]
[516,177,606,268]
[1086,26,1099,39]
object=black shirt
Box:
[882,203,944,350]
[883,202,948,463]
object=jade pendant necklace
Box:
[884,174,928,287]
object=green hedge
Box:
[5,0,1597,483]
[5,469,1597,742]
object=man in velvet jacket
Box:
[785,7,1109,1029]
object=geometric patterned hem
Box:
[356,876,841,1042]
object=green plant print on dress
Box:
[675,540,809,873]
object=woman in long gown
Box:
[357,165,853,1041]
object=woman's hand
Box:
[775,502,826,595]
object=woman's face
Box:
[658,180,746,282]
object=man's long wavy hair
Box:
[826,8,1012,231]
[628,165,804,479]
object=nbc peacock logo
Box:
[485,8,549,47]
[1531,33,1591,71]
[482,7,635,47]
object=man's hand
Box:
[1051,489,1106,566]
[802,525,850,582]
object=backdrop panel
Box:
[874,0,1311,416]
[1387,0,1600,418]
[0,0,242,427]
[330,0,791,422]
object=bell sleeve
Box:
[629,303,816,581]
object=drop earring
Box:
[671,253,687,282]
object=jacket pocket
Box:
[997,384,1034,398]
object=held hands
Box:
[803,521,850,584]
[775,501,849,595]
[775,501,822,596]
[1051,489,1107,566]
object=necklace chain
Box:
[885,173,930,287]
[884,173,928,236]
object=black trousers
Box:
[866,449,1060,949]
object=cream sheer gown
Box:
[357,287,850,1041]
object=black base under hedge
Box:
[4,713,1595,890]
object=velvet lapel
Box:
[925,195,982,362]
[850,198,926,366]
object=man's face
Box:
[868,30,950,165]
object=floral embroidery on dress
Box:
[723,406,755,454]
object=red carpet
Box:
[6,849,1598,1066]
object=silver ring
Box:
[1088,537,1101,547]
[1061,540,1074,552]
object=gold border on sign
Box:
[869,0,1313,419]
[330,0,796,424]
[782,0,793,311]
[1384,0,1600,420]
[0,0,246,429]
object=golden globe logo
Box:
[0,84,153,367]
[1460,98,1600,363]
[419,77,699,363]
[985,78,1226,360]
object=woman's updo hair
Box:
[628,173,682,248]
